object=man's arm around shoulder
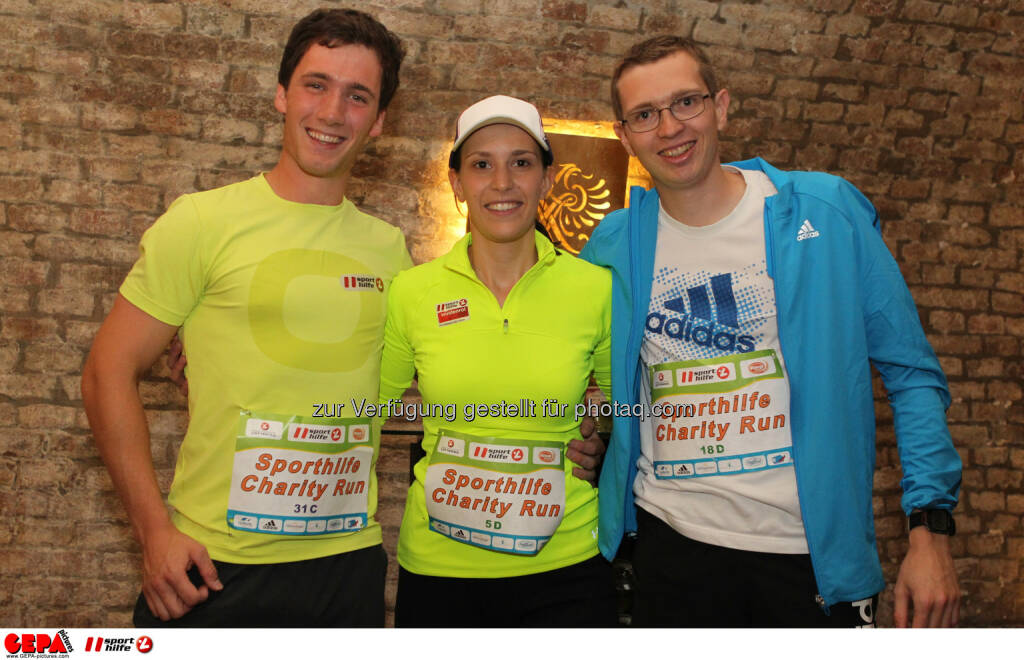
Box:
[82,295,222,621]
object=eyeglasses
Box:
[620,93,712,133]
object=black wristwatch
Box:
[908,509,956,535]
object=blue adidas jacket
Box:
[579,158,961,608]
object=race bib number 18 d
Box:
[650,349,793,479]
[227,410,373,536]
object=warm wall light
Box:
[540,133,627,254]
[428,152,469,248]
[544,118,616,140]
[541,119,650,255]
[544,118,652,203]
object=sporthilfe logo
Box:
[340,274,383,291]
[289,423,345,443]
[470,443,528,464]
[676,365,736,386]
[82,636,151,653]
[436,298,470,326]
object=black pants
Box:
[632,508,877,627]
[395,554,618,627]
[133,544,387,627]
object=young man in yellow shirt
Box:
[82,9,410,627]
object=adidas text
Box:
[646,312,756,353]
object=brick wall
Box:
[1,0,1021,627]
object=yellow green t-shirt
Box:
[380,231,611,577]
[120,174,412,564]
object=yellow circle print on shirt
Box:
[248,248,382,372]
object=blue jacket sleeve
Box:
[848,182,962,513]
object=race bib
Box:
[424,430,565,555]
[649,349,793,479]
[227,410,373,536]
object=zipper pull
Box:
[503,318,509,334]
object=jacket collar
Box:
[727,157,795,214]
[632,157,793,219]
[442,229,558,280]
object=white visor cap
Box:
[450,95,551,161]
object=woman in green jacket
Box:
[380,95,617,627]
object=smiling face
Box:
[272,43,385,198]
[613,50,730,195]
[449,123,553,249]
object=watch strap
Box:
[908,509,956,535]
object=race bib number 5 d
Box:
[227,410,373,536]
[425,430,565,555]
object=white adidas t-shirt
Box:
[635,167,808,554]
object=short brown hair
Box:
[611,36,719,120]
[278,8,406,111]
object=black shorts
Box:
[133,544,386,627]
[395,554,617,627]
[632,507,877,627]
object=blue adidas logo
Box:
[647,272,756,353]
[665,273,739,328]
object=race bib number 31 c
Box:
[227,410,373,536]
[650,349,793,479]
[425,430,565,555]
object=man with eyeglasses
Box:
[580,36,961,627]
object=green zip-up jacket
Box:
[381,231,612,577]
